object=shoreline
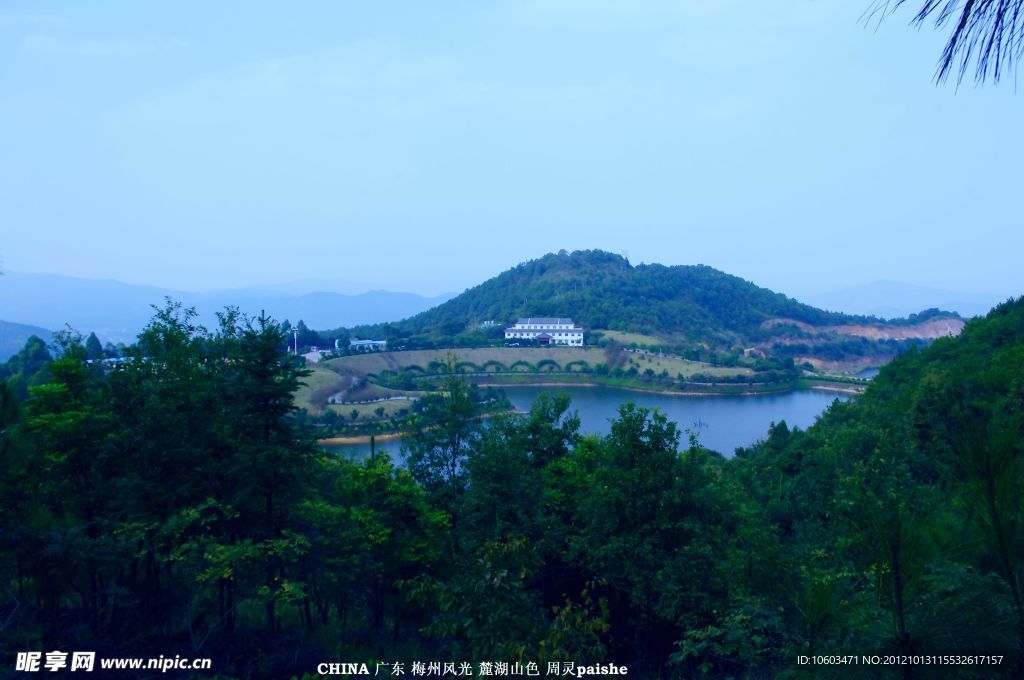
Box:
[318,381,864,445]
[318,410,514,446]
[473,379,863,398]
[475,381,787,397]
[319,431,408,446]
[806,383,866,395]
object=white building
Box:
[504,317,584,346]
[342,339,388,351]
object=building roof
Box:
[504,326,583,334]
[514,317,575,325]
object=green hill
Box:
[724,296,1024,666]
[338,250,960,364]
[346,250,846,337]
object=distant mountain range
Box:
[0,272,453,344]
[803,281,1001,319]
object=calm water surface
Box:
[505,387,846,455]
[325,387,848,460]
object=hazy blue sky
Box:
[2,1,1021,299]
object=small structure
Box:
[343,339,388,352]
[504,317,584,346]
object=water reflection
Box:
[323,387,848,461]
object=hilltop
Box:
[338,250,963,368]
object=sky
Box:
[1,1,1022,300]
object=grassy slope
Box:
[323,347,750,390]
[620,350,753,379]
[327,398,413,421]
[599,330,671,346]
[294,364,347,412]
[296,362,418,413]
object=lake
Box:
[323,386,848,460]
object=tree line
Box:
[1,297,1022,678]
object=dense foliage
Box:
[0,321,54,364]
[0,334,53,400]
[728,296,1024,676]
[1,297,1021,678]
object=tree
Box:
[459,415,545,544]
[522,392,580,468]
[332,453,447,644]
[22,331,117,639]
[402,535,547,661]
[1,335,53,399]
[0,377,34,638]
[222,312,318,632]
[295,320,320,350]
[872,0,1024,83]
[834,430,943,662]
[943,385,1024,671]
[562,404,732,675]
[402,355,482,509]
[84,332,104,361]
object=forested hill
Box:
[724,295,1024,668]
[342,250,953,346]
